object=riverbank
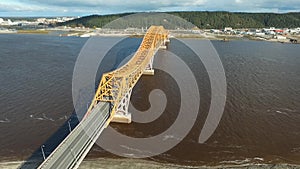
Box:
[1,28,299,44]
[79,158,300,169]
[170,32,300,44]
[17,29,50,34]
[1,158,300,169]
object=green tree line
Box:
[58,11,300,29]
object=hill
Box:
[58,11,300,29]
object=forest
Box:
[58,11,300,29]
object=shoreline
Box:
[0,29,299,44]
[1,158,300,169]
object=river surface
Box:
[0,34,299,167]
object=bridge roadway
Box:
[38,102,110,169]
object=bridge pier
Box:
[106,27,170,124]
[111,89,132,123]
[143,55,155,75]
[143,38,170,75]
[160,39,170,50]
[112,38,170,123]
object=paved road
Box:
[38,102,110,169]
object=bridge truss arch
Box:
[87,26,169,124]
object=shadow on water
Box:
[18,75,100,169]
[18,110,80,169]
[18,86,92,169]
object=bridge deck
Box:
[38,102,110,169]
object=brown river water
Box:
[0,34,299,167]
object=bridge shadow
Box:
[18,110,80,169]
[18,86,90,169]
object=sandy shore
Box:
[79,158,300,169]
[1,158,300,169]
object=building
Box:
[224,27,233,32]
[0,19,12,25]
[210,29,221,34]
[276,35,287,40]
[275,29,284,34]
[256,32,266,36]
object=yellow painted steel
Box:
[86,26,169,124]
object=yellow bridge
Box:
[86,25,170,124]
[38,25,169,169]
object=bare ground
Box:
[1,158,300,169]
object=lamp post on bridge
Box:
[41,145,46,160]
[68,119,72,133]
[87,102,90,111]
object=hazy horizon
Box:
[0,0,299,17]
[0,10,299,18]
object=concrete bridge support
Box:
[111,37,170,123]
[143,56,155,75]
[111,89,133,123]
[143,37,169,75]
[160,38,170,50]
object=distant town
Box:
[0,17,299,44]
[0,17,75,26]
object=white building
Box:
[276,35,287,40]
[256,32,266,36]
[210,29,221,34]
[0,19,13,25]
[224,27,233,32]
[37,18,47,23]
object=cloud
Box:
[235,0,243,3]
[17,0,207,12]
[20,0,206,7]
[0,1,44,12]
[0,0,73,16]
[201,0,300,12]
[0,0,299,16]
[258,0,300,11]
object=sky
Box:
[0,0,299,17]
